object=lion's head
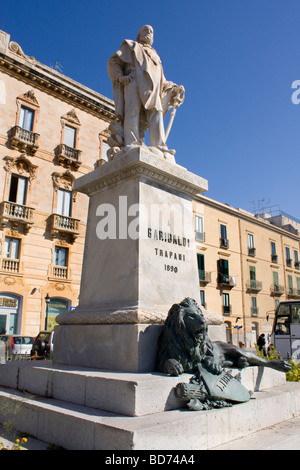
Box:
[156,298,214,375]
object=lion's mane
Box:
[156,297,214,374]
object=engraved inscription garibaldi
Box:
[107,25,184,159]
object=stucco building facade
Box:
[0,29,113,336]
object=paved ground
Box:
[1,416,300,450]
[212,415,300,450]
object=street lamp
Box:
[44,293,50,330]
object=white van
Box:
[271,300,300,360]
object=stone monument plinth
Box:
[53,147,221,372]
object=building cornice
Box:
[196,194,300,242]
[0,52,115,122]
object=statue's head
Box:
[136,25,154,46]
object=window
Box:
[18,106,34,131]
[248,234,255,256]
[63,125,76,148]
[223,293,230,314]
[55,246,68,267]
[273,271,279,290]
[4,237,20,260]
[295,250,299,269]
[197,253,205,280]
[9,175,28,205]
[195,215,204,241]
[57,189,72,217]
[288,275,293,294]
[286,247,292,267]
[297,278,300,296]
[220,224,228,248]
[200,290,205,308]
[248,234,254,248]
[249,266,256,288]
[271,242,278,263]
[251,297,258,316]
[218,258,229,284]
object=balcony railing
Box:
[271,254,278,263]
[56,144,82,170]
[218,274,236,288]
[251,307,259,316]
[220,237,229,249]
[246,279,262,292]
[50,213,80,242]
[248,247,256,257]
[2,258,20,274]
[270,284,284,296]
[0,201,34,232]
[288,288,300,299]
[49,265,69,280]
[10,125,39,154]
[198,270,211,284]
[195,231,205,242]
[286,258,293,268]
[223,305,232,315]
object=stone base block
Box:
[53,323,163,372]
[52,323,226,373]
[0,382,300,450]
[0,362,287,418]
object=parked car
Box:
[31,330,54,359]
[0,335,34,359]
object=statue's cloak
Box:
[107,40,175,121]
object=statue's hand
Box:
[118,75,132,85]
[163,359,184,376]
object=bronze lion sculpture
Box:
[156,298,291,376]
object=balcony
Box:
[286,258,293,268]
[222,305,232,315]
[251,307,259,316]
[198,270,211,285]
[220,237,229,249]
[56,144,82,170]
[246,279,262,293]
[0,201,34,233]
[295,261,300,270]
[48,264,70,281]
[49,213,80,243]
[2,258,20,274]
[217,273,236,289]
[270,284,284,296]
[288,287,300,299]
[10,125,39,155]
[248,247,256,257]
[195,231,205,242]
[271,254,278,263]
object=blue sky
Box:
[1,0,300,218]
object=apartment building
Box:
[0,29,114,336]
[193,196,300,347]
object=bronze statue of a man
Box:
[107,25,184,158]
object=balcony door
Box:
[18,106,34,131]
[57,189,72,217]
[9,175,27,205]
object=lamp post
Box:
[44,293,50,330]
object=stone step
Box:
[0,382,300,450]
[0,361,286,417]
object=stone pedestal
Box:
[53,147,219,371]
